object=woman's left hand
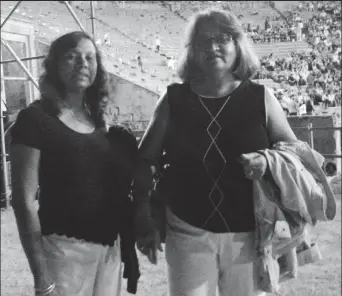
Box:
[238,152,267,180]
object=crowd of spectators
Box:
[241,1,339,44]
[105,1,341,116]
[244,20,300,44]
[305,2,341,53]
[244,3,310,43]
[254,1,341,116]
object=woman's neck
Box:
[191,73,241,98]
[65,91,86,112]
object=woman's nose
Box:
[76,56,88,67]
[211,42,220,51]
[206,41,220,52]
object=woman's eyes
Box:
[65,53,76,60]
[64,53,95,62]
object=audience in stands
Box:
[79,0,342,113]
[253,1,341,116]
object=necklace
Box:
[197,94,231,119]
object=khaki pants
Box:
[42,234,122,296]
[165,207,261,296]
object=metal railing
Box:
[292,123,341,158]
[0,1,96,209]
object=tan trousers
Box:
[165,207,261,296]
[42,234,122,296]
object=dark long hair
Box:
[39,31,109,127]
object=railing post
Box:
[1,38,39,90]
[64,1,86,32]
[308,123,314,149]
[0,111,10,208]
[90,1,96,38]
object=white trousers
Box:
[165,207,259,296]
[42,234,122,296]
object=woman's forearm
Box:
[13,202,52,287]
[134,92,169,206]
[132,160,154,213]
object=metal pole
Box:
[308,123,314,149]
[0,109,10,208]
[0,55,46,65]
[90,1,96,38]
[0,1,22,29]
[0,38,39,90]
[63,1,87,32]
[1,77,30,81]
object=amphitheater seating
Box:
[252,41,311,58]
[1,1,312,94]
[78,1,185,58]
[252,79,281,89]
[2,1,181,93]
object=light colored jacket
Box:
[254,140,336,293]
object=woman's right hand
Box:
[136,225,162,265]
[134,208,163,264]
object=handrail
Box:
[293,126,341,131]
[292,124,341,158]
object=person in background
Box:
[155,35,161,52]
[134,9,297,296]
[11,31,139,296]
[104,33,111,46]
[322,90,330,109]
[306,96,315,115]
[167,56,177,71]
[136,51,144,72]
[327,88,335,107]
[298,99,307,116]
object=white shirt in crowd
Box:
[324,39,332,47]
[297,93,304,103]
[300,69,309,80]
[299,103,307,116]
[332,53,339,62]
[328,93,335,103]
[167,57,177,70]
[269,59,276,67]
[104,33,111,46]
[292,72,300,81]
[316,87,324,96]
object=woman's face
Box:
[57,38,98,93]
[193,20,237,75]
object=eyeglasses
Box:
[195,34,233,48]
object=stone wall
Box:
[104,71,159,131]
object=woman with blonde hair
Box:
[134,9,297,296]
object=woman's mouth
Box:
[207,55,221,61]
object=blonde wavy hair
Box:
[177,9,260,82]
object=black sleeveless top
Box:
[159,80,270,233]
[11,100,138,246]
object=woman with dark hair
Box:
[11,31,139,296]
[133,9,297,296]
